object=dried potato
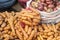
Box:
[16,30,23,40]
[1,22,6,28]
[0,8,60,40]
[27,27,32,35]
[28,30,35,40]
[25,25,29,33]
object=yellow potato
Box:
[25,25,29,33]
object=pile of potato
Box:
[37,23,60,40]
[0,7,60,40]
[0,11,17,40]
[31,0,60,12]
[19,8,41,27]
[0,8,41,40]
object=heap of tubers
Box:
[31,0,60,12]
[0,7,60,40]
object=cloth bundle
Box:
[0,0,15,9]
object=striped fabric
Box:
[40,8,60,23]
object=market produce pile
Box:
[31,0,60,12]
[0,7,60,40]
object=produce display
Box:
[0,0,60,40]
[37,23,60,40]
[20,8,41,26]
[29,0,60,23]
[30,0,60,12]
[0,8,41,40]
[0,7,60,40]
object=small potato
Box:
[20,22,26,28]
[43,3,47,6]
[1,22,6,28]
[53,0,58,3]
[2,30,8,34]
[56,36,60,40]
[0,28,3,31]
[46,0,51,2]
[48,32,54,36]
[22,20,32,25]
[37,36,40,40]
[25,25,29,33]
[46,1,53,5]
[38,6,44,11]
[8,31,11,35]
[39,35,43,40]
[44,7,48,11]
[33,19,40,23]
[27,27,32,35]
[32,22,38,25]
[31,2,38,8]
[57,2,60,6]
[53,8,57,11]
[54,33,58,37]
[40,0,45,3]
[21,16,27,20]
[42,24,48,30]
[48,4,55,8]
[0,21,3,25]
[46,8,53,13]
[14,20,17,25]
[42,35,48,38]
[27,30,35,40]
[47,35,53,40]
[4,26,10,30]
[15,39,20,40]
[0,13,6,18]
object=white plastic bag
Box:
[39,8,60,23]
[26,0,60,23]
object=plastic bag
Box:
[26,0,60,23]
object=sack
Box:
[26,0,60,23]
[39,8,60,23]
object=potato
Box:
[38,4,44,11]
[38,6,44,11]
[46,8,53,12]
[40,3,47,6]
[53,0,58,3]
[46,0,51,2]
[20,22,26,28]
[46,1,53,5]
[30,0,59,12]
[57,2,60,5]
[57,2,60,8]
[53,8,57,11]
[40,0,45,3]
[44,7,48,11]
[48,4,55,8]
